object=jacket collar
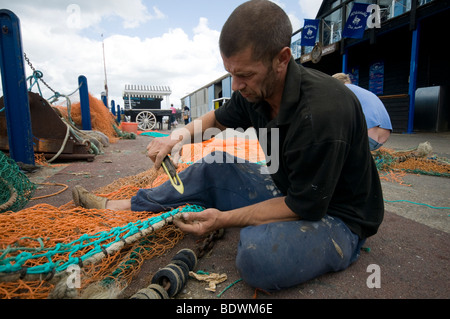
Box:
[276,57,302,126]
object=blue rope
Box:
[27,71,44,96]
[384,199,450,210]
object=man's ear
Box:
[274,47,292,73]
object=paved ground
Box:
[24,129,450,301]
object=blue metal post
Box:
[111,100,116,116]
[116,105,121,123]
[78,75,92,130]
[407,22,421,134]
[101,93,107,108]
[0,9,35,165]
[342,50,348,74]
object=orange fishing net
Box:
[54,93,121,143]
[2,121,448,299]
[373,146,450,185]
[394,157,450,175]
[0,166,187,299]
[180,136,266,164]
[0,137,265,299]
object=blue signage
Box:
[343,2,370,39]
[301,19,320,46]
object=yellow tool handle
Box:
[161,156,184,194]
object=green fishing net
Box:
[0,151,36,213]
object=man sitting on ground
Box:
[73,0,384,292]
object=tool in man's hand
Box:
[161,156,184,194]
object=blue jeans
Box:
[131,152,364,291]
[369,137,384,151]
[237,217,364,291]
[132,152,282,212]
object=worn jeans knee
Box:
[235,216,361,292]
[132,151,281,212]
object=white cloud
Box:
[298,0,322,19]
[0,0,316,112]
[288,13,301,31]
[103,19,223,105]
[151,6,166,21]
[269,0,286,9]
[0,1,225,110]
[268,0,305,32]
[0,0,158,31]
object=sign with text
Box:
[343,2,371,39]
[301,19,320,46]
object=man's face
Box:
[222,47,277,104]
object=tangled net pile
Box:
[54,93,136,149]
[0,151,36,213]
[372,141,450,182]
[0,164,198,299]
[0,135,265,299]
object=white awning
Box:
[123,84,172,98]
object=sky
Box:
[0,0,322,110]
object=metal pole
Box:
[0,9,35,165]
[116,105,121,123]
[342,49,348,74]
[102,34,109,108]
[78,75,92,130]
[101,92,107,108]
[407,21,420,134]
[111,100,116,116]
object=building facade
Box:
[293,0,449,133]
[182,0,449,133]
[181,74,232,120]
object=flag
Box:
[343,2,370,39]
[300,19,320,46]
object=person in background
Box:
[183,106,190,125]
[170,104,177,128]
[332,73,393,151]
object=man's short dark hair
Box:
[219,0,293,64]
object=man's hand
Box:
[173,208,222,237]
[147,112,225,169]
[146,135,184,169]
[174,198,299,237]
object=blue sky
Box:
[88,1,254,39]
[79,1,318,39]
[0,0,321,108]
